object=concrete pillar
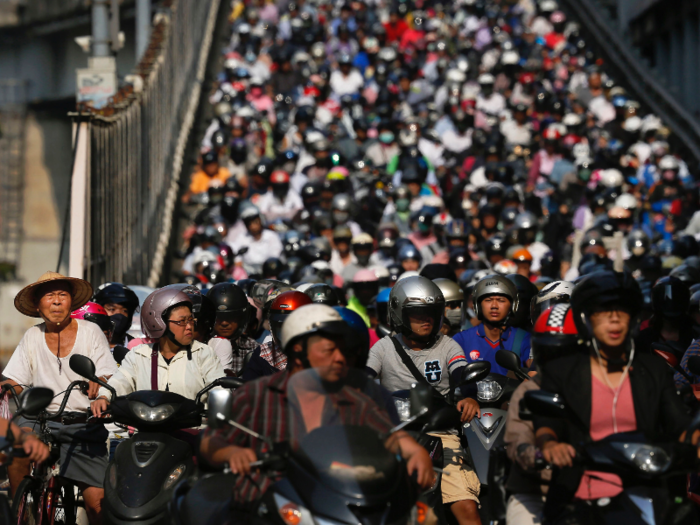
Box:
[69,120,90,279]
[136,0,151,61]
[91,0,111,57]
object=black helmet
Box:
[570,270,643,339]
[485,235,508,260]
[506,274,539,327]
[303,283,339,306]
[669,264,700,285]
[93,282,140,321]
[163,284,216,338]
[236,278,257,295]
[206,283,252,340]
[651,276,690,318]
[262,258,285,279]
[626,229,650,257]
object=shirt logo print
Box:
[470,350,480,360]
[424,360,442,383]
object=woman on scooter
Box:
[90,287,225,417]
[534,270,693,523]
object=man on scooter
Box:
[366,275,483,525]
[199,304,435,517]
[454,275,532,375]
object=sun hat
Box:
[14,271,93,318]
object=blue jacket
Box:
[453,324,532,376]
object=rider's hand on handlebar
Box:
[91,397,110,418]
[227,446,257,476]
[19,434,49,463]
[457,398,480,423]
[541,441,576,468]
[88,380,103,400]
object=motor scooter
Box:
[170,369,458,525]
[69,354,241,525]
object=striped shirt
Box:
[210,370,394,508]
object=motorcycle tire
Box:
[12,477,39,525]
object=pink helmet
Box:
[353,269,379,283]
[140,288,193,339]
[71,302,114,335]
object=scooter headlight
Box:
[612,443,671,474]
[394,398,411,422]
[130,401,176,422]
[476,380,502,402]
[163,464,187,490]
[272,494,314,525]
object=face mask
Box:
[110,314,131,345]
[356,253,371,266]
[396,198,410,212]
[272,184,289,200]
[333,211,350,224]
[444,309,462,329]
[379,132,395,144]
[632,246,646,257]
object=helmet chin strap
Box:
[164,327,193,360]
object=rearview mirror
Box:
[523,390,567,418]
[217,377,244,390]
[495,350,530,382]
[461,361,491,384]
[16,387,53,418]
[687,356,700,377]
[409,383,433,417]
[69,355,98,381]
[207,389,233,429]
[422,407,461,433]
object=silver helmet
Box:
[432,278,464,304]
[389,276,445,342]
[472,274,519,322]
[141,288,193,339]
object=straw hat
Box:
[14,271,93,318]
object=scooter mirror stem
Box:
[216,413,273,446]
[387,406,429,435]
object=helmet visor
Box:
[401,304,444,341]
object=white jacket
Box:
[98,340,225,401]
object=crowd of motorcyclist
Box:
[4,0,700,522]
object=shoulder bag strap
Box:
[389,336,445,400]
[151,345,159,391]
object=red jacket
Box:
[383,20,409,43]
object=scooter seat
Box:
[181,473,237,525]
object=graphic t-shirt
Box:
[366,334,466,395]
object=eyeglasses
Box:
[168,317,196,327]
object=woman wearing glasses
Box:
[90,287,225,418]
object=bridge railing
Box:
[76,0,220,287]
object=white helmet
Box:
[478,73,495,85]
[397,270,421,281]
[446,69,467,84]
[295,282,315,293]
[530,280,574,325]
[599,168,624,188]
[280,304,351,354]
[658,155,679,171]
[501,50,520,65]
[614,193,637,210]
[562,113,582,127]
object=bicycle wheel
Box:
[46,483,76,525]
[11,477,39,525]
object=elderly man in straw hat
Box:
[1,271,118,524]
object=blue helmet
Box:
[375,287,391,326]
[333,306,370,368]
[397,243,423,265]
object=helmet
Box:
[71,302,114,335]
[206,283,251,340]
[332,193,352,212]
[514,212,537,230]
[280,303,353,355]
[445,220,469,241]
[651,276,690,318]
[669,264,700,285]
[93,282,140,319]
[600,169,624,188]
[494,260,518,275]
[485,235,509,260]
[376,287,392,326]
[530,280,574,325]
[262,257,285,278]
[658,155,679,171]
[269,290,313,346]
[531,304,585,364]
[512,249,533,263]
[506,274,539,327]
[303,283,339,306]
[141,288,193,339]
[570,270,643,339]
[389,276,445,343]
[397,243,423,265]
[472,274,519,323]
[627,230,650,257]
[333,225,353,241]
[615,193,637,210]
[433,278,464,332]
[164,284,217,338]
[333,306,370,368]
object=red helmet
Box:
[71,301,115,337]
[269,291,313,345]
[532,303,584,364]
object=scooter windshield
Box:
[285,368,401,498]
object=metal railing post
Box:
[69,119,90,279]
